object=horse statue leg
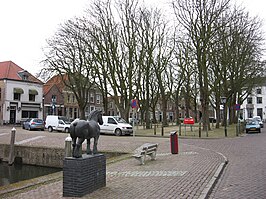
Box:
[92,135,99,154]
[86,138,92,155]
[71,137,77,157]
[73,137,85,158]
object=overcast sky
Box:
[0,0,265,76]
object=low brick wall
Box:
[0,144,64,168]
[0,144,124,168]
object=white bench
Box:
[132,143,158,165]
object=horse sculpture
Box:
[69,110,103,158]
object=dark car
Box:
[23,118,45,131]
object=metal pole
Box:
[224,104,227,137]
[8,127,16,165]
[65,136,72,157]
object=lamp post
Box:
[221,97,227,137]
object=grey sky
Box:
[0,0,264,75]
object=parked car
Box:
[23,118,45,131]
[22,118,31,129]
[253,116,264,128]
[99,116,133,136]
[129,118,139,125]
[245,119,261,134]
[45,115,71,133]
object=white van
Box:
[45,115,71,133]
[99,116,133,136]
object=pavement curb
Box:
[198,154,228,199]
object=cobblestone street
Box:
[0,126,266,198]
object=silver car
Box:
[23,118,45,131]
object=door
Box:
[100,117,117,134]
[10,110,16,124]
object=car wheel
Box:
[48,126,53,132]
[246,130,249,134]
[65,128,69,133]
[114,128,122,136]
[259,129,261,133]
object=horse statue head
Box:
[88,110,103,125]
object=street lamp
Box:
[220,97,227,137]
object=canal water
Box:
[0,161,61,186]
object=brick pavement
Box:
[184,131,266,199]
[0,127,227,199]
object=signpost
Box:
[235,104,240,136]
[131,99,138,137]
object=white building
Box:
[241,86,266,121]
[0,61,43,125]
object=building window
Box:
[69,108,73,118]
[13,93,21,101]
[52,95,56,103]
[96,95,100,104]
[247,97,252,104]
[22,110,38,118]
[90,106,95,112]
[0,88,1,100]
[256,88,262,94]
[257,97,262,104]
[90,93,94,103]
[67,94,70,103]
[72,95,75,103]
[257,108,263,118]
[29,94,35,101]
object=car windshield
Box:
[59,116,71,124]
[247,120,258,125]
[253,117,261,122]
[115,117,127,123]
[33,119,43,123]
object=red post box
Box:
[170,131,178,154]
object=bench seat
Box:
[132,143,158,165]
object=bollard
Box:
[65,136,72,157]
[8,127,16,165]
[170,131,178,154]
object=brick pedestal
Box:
[63,154,106,197]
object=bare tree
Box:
[42,18,96,119]
[172,0,230,131]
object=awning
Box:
[29,89,38,95]
[13,88,24,94]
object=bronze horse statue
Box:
[69,110,103,158]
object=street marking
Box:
[157,151,198,156]
[0,133,9,136]
[15,136,45,145]
[181,151,198,155]
[107,170,187,177]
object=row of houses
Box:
[0,61,265,125]
[0,61,188,125]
